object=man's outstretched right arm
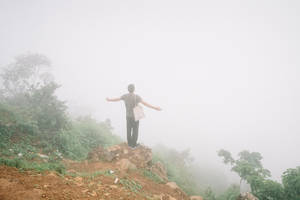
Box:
[141,100,162,111]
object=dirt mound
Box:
[0,143,198,200]
[88,143,152,168]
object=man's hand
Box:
[155,107,162,111]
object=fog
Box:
[1,0,299,183]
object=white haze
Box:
[1,0,300,182]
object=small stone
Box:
[114,178,119,184]
[89,191,97,197]
[110,185,118,189]
[82,189,89,193]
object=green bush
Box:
[152,144,199,195]
[57,117,122,160]
[282,167,300,200]
[142,169,165,183]
[216,184,240,200]
[0,157,65,174]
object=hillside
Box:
[0,143,203,200]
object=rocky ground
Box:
[0,143,203,200]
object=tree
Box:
[218,149,284,200]
[0,53,53,104]
[282,167,300,200]
[218,149,270,188]
[26,82,68,133]
[0,53,68,134]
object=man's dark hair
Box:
[128,84,135,93]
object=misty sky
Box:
[0,0,299,182]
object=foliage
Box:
[218,149,286,200]
[120,178,143,193]
[254,179,284,200]
[0,54,53,105]
[216,184,240,200]
[218,149,270,187]
[142,169,165,183]
[0,54,121,163]
[0,53,68,135]
[203,187,216,200]
[58,116,122,160]
[25,82,68,133]
[282,167,300,200]
[0,157,65,174]
[152,144,199,195]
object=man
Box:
[106,84,161,148]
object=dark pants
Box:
[126,117,139,147]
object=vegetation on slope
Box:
[1,53,299,200]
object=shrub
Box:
[282,167,300,200]
[57,117,122,160]
[152,144,199,195]
[217,184,240,200]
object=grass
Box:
[120,178,143,193]
[142,169,165,184]
[0,157,65,174]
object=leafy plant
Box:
[0,157,65,174]
[142,169,164,183]
[217,184,240,200]
[282,167,300,200]
[152,144,199,195]
[120,178,143,193]
[218,149,285,200]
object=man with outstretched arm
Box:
[106,84,161,148]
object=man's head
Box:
[128,84,135,93]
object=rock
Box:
[107,145,122,152]
[116,159,137,172]
[237,192,258,200]
[166,182,180,190]
[46,172,58,178]
[87,146,116,162]
[190,196,203,200]
[74,177,83,182]
[37,153,49,159]
[110,185,118,189]
[167,195,177,200]
[66,169,77,174]
[82,189,89,193]
[89,191,97,196]
[152,194,163,200]
[114,177,119,184]
[152,194,176,200]
[74,176,84,186]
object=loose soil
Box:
[0,145,190,200]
